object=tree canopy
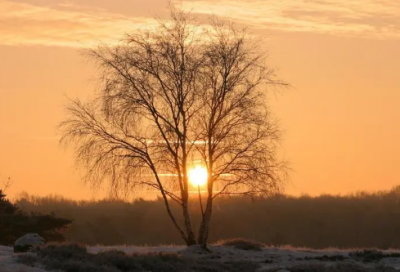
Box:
[60,9,287,248]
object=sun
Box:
[188,166,208,187]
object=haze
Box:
[1,0,399,200]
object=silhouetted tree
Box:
[59,9,287,248]
[0,189,72,245]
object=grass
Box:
[18,243,260,272]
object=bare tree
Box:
[60,9,287,248]
[0,176,12,192]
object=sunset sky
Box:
[1,0,400,200]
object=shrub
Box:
[35,243,87,259]
[216,238,265,251]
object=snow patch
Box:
[3,244,400,272]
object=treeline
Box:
[14,187,400,249]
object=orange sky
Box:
[1,0,400,200]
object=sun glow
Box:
[188,166,208,187]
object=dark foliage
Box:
[0,189,72,245]
[14,186,400,248]
[18,243,260,272]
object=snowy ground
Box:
[2,244,400,271]
[0,246,46,272]
[89,244,400,270]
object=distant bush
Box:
[216,238,265,251]
[18,243,260,272]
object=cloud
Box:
[8,0,168,17]
[179,0,400,39]
[0,0,399,48]
[0,0,158,47]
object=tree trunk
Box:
[197,195,213,249]
[182,202,196,245]
[197,152,214,249]
[181,181,196,246]
[153,170,191,246]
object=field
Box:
[2,241,400,272]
